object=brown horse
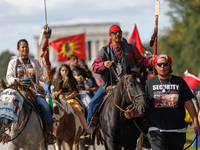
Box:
[51,91,84,150]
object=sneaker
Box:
[79,133,92,145]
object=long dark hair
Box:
[55,64,77,93]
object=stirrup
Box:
[80,131,95,145]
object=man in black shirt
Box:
[145,54,200,150]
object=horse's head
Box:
[51,91,72,130]
[0,80,24,128]
[123,65,149,116]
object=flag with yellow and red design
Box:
[50,33,86,62]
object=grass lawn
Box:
[184,125,198,150]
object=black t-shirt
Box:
[145,75,194,130]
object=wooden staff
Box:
[150,0,160,55]
[40,0,52,85]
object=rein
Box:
[7,107,32,142]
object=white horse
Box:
[0,80,46,150]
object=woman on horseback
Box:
[6,39,55,144]
[55,64,87,129]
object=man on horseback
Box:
[68,54,95,91]
[80,24,154,144]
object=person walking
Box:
[145,54,200,150]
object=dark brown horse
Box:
[99,66,149,150]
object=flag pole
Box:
[150,0,160,76]
[39,0,54,109]
[40,0,52,85]
[150,0,160,55]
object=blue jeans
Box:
[87,86,107,127]
[36,96,52,125]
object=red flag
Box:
[42,39,50,66]
[50,33,86,62]
[128,24,144,54]
[183,71,200,90]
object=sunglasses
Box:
[111,30,122,35]
[156,62,169,67]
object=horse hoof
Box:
[46,133,56,145]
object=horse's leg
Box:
[135,134,142,150]
[123,140,137,150]
[73,143,78,150]
[39,140,47,150]
[8,142,19,150]
[55,139,63,150]
[61,141,65,150]
[53,144,57,150]
[65,142,73,150]
[104,137,118,150]
[77,141,87,150]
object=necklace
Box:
[158,76,171,94]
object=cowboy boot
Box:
[46,123,56,145]
[79,112,99,145]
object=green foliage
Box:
[158,0,200,76]
[0,50,15,79]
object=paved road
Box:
[0,140,105,150]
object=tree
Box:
[0,50,15,79]
[158,0,200,76]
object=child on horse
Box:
[54,64,87,129]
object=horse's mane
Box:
[19,91,34,116]
[112,69,142,102]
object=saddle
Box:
[84,85,117,145]
[19,87,48,135]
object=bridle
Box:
[0,87,33,143]
[114,74,146,112]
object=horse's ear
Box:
[138,63,145,75]
[1,79,7,90]
[126,64,131,74]
[13,80,18,90]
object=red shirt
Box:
[92,44,150,74]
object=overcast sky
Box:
[0,0,171,55]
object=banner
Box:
[128,24,144,54]
[50,33,86,62]
[183,71,200,90]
